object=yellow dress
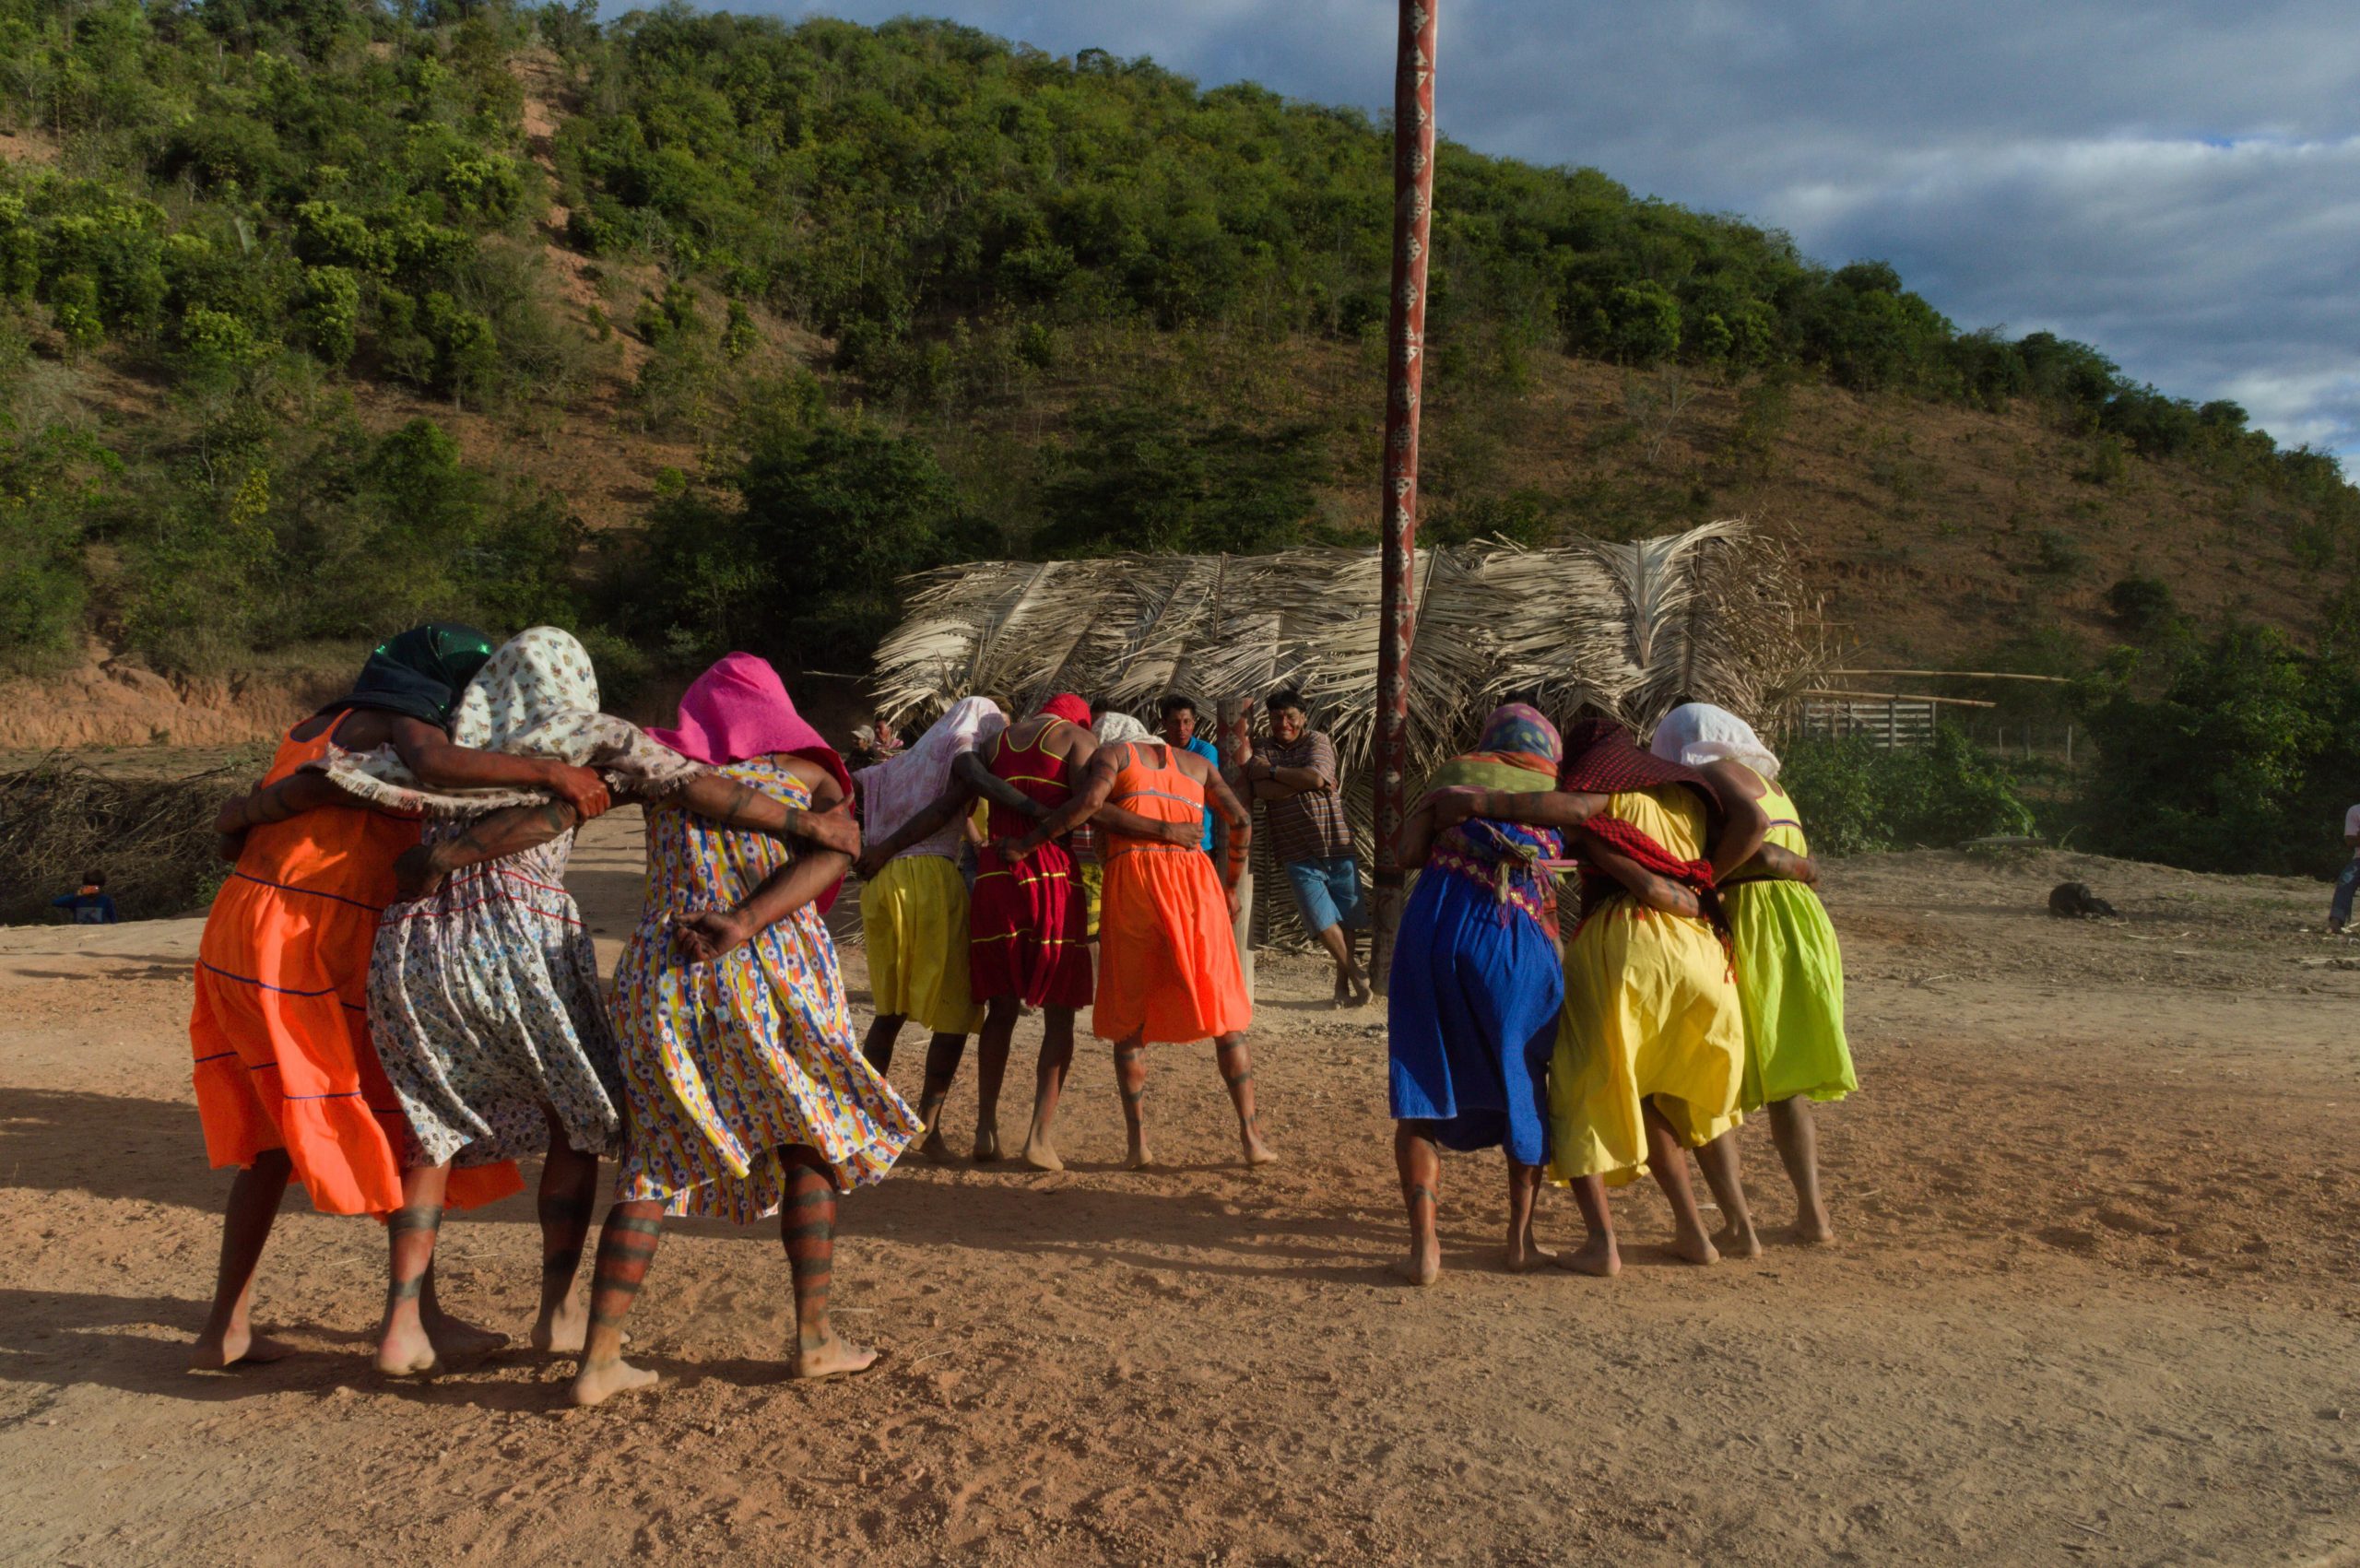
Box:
[860,852,985,1035]
[1548,785,1745,1186]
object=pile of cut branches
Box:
[0,758,246,925]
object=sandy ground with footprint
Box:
[4,810,2359,1564]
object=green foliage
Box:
[2075,628,2360,876]
[1034,399,1323,557]
[1780,726,2036,855]
[2106,574,2177,638]
[620,403,994,663]
[0,419,109,674]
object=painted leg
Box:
[532,1114,601,1352]
[571,1200,665,1407]
[1769,1096,1835,1244]
[1693,1131,1763,1258]
[916,1031,968,1163]
[191,1149,295,1369]
[1642,1100,1718,1265]
[862,1013,905,1076]
[1022,1009,1075,1172]
[781,1149,877,1379]
[1391,1123,1441,1285]
[375,1163,451,1374]
[1215,1033,1276,1165]
[1114,1034,1152,1169]
[973,997,1019,1161]
[1504,1159,1553,1271]
[1556,1173,1622,1278]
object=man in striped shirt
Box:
[1242,689,1372,1006]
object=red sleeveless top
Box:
[985,723,1076,837]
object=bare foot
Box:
[1240,1126,1278,1167]
[972,1125,1003,1163]
[375,1315,438,1376]
[1504,1238,1558,1273]
[1021,1134,1064,1173]
[1715,1220,1765,1259]
[1347,974,1374,1008]
[1557,1233,1622,1278]
[425,1314,510,1362]
[1125,1141,1155,1172]
[792,1334,880,1380]
[1390,1241,1441,1286]
[532,1298,590,1355]
[918,1132,958,1166]
[1670,1225,1720,1266]
[1331,974,1353,1009]
[189,1325,296,1371]
[571,1356,661,1407]
[1789,1215,1837,1246]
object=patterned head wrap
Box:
[318,621,495,730]
[1474,703,1564,772]
[1092,711,1151,745]
[1648,702,1781,783]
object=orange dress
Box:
[1092,743,1252,1043]
[189,719,523,1215]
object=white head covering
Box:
[1648,701,1781,783]
[1092,711,1151,745]
[856,697,1006,862]
[319,626,703,814]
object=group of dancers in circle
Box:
[182,619,1850,1406]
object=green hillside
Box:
[2,0,2354,691]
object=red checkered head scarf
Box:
[1557,716,1728,932]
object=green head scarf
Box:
[316,622,496,731]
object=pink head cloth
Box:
[1041,693,1092,728]
[646,653,854,912]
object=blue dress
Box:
[1386,820,1565,1165]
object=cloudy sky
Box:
[753,1,2359,461]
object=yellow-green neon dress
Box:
[1548,785,1746,1187]
[1722,777,1855,1111]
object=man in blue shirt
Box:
[1160,694,1221,854]
[53,869,118,924]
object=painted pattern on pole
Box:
[1370,0,1436,993]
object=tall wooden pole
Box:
[1371,0,1437,994]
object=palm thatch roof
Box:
[870,520,1822,772]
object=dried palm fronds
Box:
[872,521,1818,777]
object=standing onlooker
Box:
[1243,688,1371,1006]
[53,870,118,925]
[2333,803,2360,934]
[1160,695,1221,855]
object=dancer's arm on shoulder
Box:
[854,768,979,879]
[951,748,1045,821]
[393,800,582,897]
[364,712,612,821]
[212,769,365,859]
[1695,760,1770,883]
[1007,746,1120,857]
[1423,787,1610,832]
[1747,843,1819,885]
[1396,798,1440,870]
[672,771,860,857]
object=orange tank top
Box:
[1103,743,1206,861]
[231,714,421,905]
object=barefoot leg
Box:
[1557,1173,1622,1278]
[1114,1034,1152,1169]
[781,1149,877,1379]
[375,1165,451,1374]
[572,1200,664,1407]
[1642,1100,1718,1265]
[1504,1159,1553,1270]
[1391,1123,1441,1285]
[1315,924,1356,1006]
[916,1031,967,1162]
[862,1013,904,1076]
[191,1149,296,1369]
[1215,1033,1276,1165]
[1022,1008,1075,1170]
[1693,1131,1763,1258]
[1768,1096,1835,1244]
[973,997,1018,1161]
[533,1113,599,1353]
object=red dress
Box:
[967,725,1093,1009]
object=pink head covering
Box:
[646,653,853,913]
[647,653,854,800]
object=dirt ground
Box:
[4,819,2359,1565]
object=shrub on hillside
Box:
[1779,726,2036,855]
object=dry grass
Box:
[0,758,243,924]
